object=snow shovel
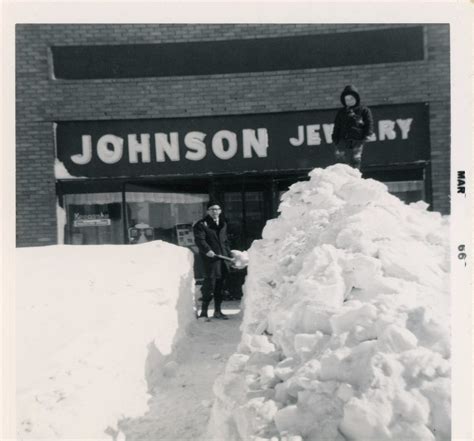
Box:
[215,254,248,269]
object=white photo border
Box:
[2,2,472,440]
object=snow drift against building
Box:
[54,158,87,179]
[16,241,196,439]
[208,164,450,441]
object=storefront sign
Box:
[56,103,429,178]
[73,213,111,227]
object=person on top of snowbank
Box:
[332,85,374,170]
[193,200,232,320]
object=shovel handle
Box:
[215,254,234,262]
[216,254,247,270]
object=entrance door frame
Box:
[213,176,274,250]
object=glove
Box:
[206,250,216,258]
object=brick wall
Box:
[16,24,450,247]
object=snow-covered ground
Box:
[16,165,451,441]
[208,165,450,441]
[16,241,197,439]
[119,300,242,441]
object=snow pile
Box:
[16,241,196,439]
[208,165,450,441]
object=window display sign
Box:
[176,223,195,247]
[65,200,123,245]
[73,213,111,227]
[56,103,429,179]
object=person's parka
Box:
[332,85,374,145]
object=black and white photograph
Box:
[2,2,472,441]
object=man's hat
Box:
[207,200,221,209]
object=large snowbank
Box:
[16,241,196,439]
[208,165,450,441]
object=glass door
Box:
[220,187,268,251]
[218,184,269,299]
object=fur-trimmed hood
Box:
[340,85,361,106]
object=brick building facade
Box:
[16,24,450,248]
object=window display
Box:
[63,191,209,247]
[125,191,209,246]
[63,193,124,245]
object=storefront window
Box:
[125,190,209,280]
[384,180,425,204]
[62,178,424,248]
[63,193,124,245]
[63,191,210,247]
[125,191,209,247]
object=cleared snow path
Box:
[120,300,242,441]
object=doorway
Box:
[215,179,275,251]
[221,190,265,250]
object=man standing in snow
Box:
[332,85,374,170]
[193,201,232,321]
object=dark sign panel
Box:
[55,103,429,179]
[52,27,424,80]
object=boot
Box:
[213,310,229,320]
[199,302,211,321]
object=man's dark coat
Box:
[193,215,232,279]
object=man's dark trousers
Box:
[201,262,229,315]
